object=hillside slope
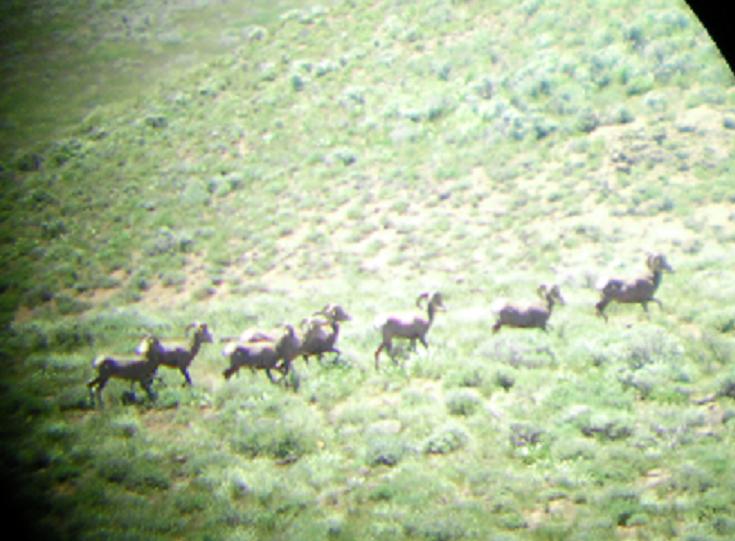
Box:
[2,1,735,540]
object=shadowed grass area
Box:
[1,0,735,539]
[0,0,315,159]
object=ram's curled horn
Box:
[415,292,431,308]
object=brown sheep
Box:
[87,336,165,408]
[596,254,673,321]
[300,304,351,364]
[144,322,213,386]
[492,284,565,333]
[374,292,445,369]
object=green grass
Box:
[2,0,735,539]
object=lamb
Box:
[595,253,674,321]
[374,292,445,369]
[492,284,565,333]
[299,304,351,364]
[148,322,214,386]
[222,324,302,383]
[87,336,164,408]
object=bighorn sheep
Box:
[149,322,214,386]
[492,284,565,333]
[222,324,302,382]
[374,292,445,369]
[300,304,351,364]
[87,336,164,408]
[595,253,674,321]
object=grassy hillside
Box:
[2,0,735,539]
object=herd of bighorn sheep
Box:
[87,254,674,407]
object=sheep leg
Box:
[280,360,292,376]
[390,348,400,366]
[87,376,101,393]
[94,380,107,408]
[266,368,278,383]
[374,344,385,370]
[87,381,98,406]
[595,299,610,322]
[141,380,157,402]
[419,336,429,349]
[223,365,238,380]
[651,298,663,310]
[385,342,394,359]
[180,368,193,386]
[87,375,107,408]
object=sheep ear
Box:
[537,285,548,299]
[646,253,656,269]
[416,292,430,308]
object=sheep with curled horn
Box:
[144,322,213,386]
[299,304,351,364]
[87,335,165,408]
[492,284,565,333]
[222,324,302,384]
[595,253,673,322]
[374,291,445,370]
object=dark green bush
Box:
[365,436,406,467]
[425,424,468,455]
[445,388,482,416]
[56,294,92,315]
[16,152,43,171]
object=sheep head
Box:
[319,304,351,323]
[537,284,565,306]
[646,253,674,274]
[416,292,446,311]
[186,321,214,343]
[282,324,299,339]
